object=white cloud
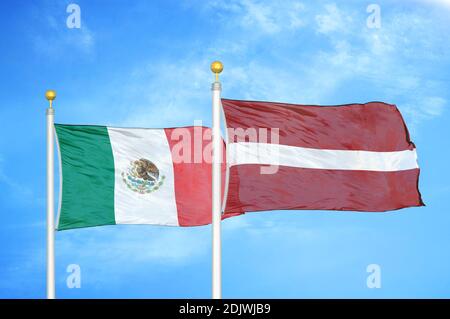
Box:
[30,4,95,57]
[240,0,305,33]
[419,0,450,8]
[0,156,44,207]
[205,0,306,34]
[55,215,305,269]
[310,4,448,127]
[57,226,210,265]
[315,3,351,34]
[81,1,448,134]
[33,26,94,56]
[422,97,447,117]
[117,58,213,128]
[403,96,447,129]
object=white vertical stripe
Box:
[108,128,179,226]
[54,127,63,230]
[228,142,419,172]
[220,104,230,214]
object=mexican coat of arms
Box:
[122,158,165,194]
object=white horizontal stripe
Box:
[228,142,418,172]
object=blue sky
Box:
[0,0,450,298]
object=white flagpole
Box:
[45,90,56,299]
[211,61,223,299]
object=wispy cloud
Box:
[32,25,94,57]
[0,155,44,207]
[207,1,448,129]
[205,0,306,34]
[93,1,447,134]
[224,214,319,240]
[403,96,447,127]
[419,0,450,8]
[29,4,95,57]
[118,58,213,128]
[57,226,210,265]
[40,0,448,141]
[315,3,351,34]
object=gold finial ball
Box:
[210,61,223,74]
[45,90,56,101]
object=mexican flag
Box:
[55,124,226,230]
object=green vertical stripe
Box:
[55,124,116,230]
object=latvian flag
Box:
[55,125,226,230]
[222,99,423,215]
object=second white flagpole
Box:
[211,61,223,299]
[45,90,56,299]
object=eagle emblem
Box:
[122,158,165,194]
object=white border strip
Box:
[54,126,63,230]
[228,142,418,172]
[221,102,230,214]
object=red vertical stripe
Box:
[165,127,228,226]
